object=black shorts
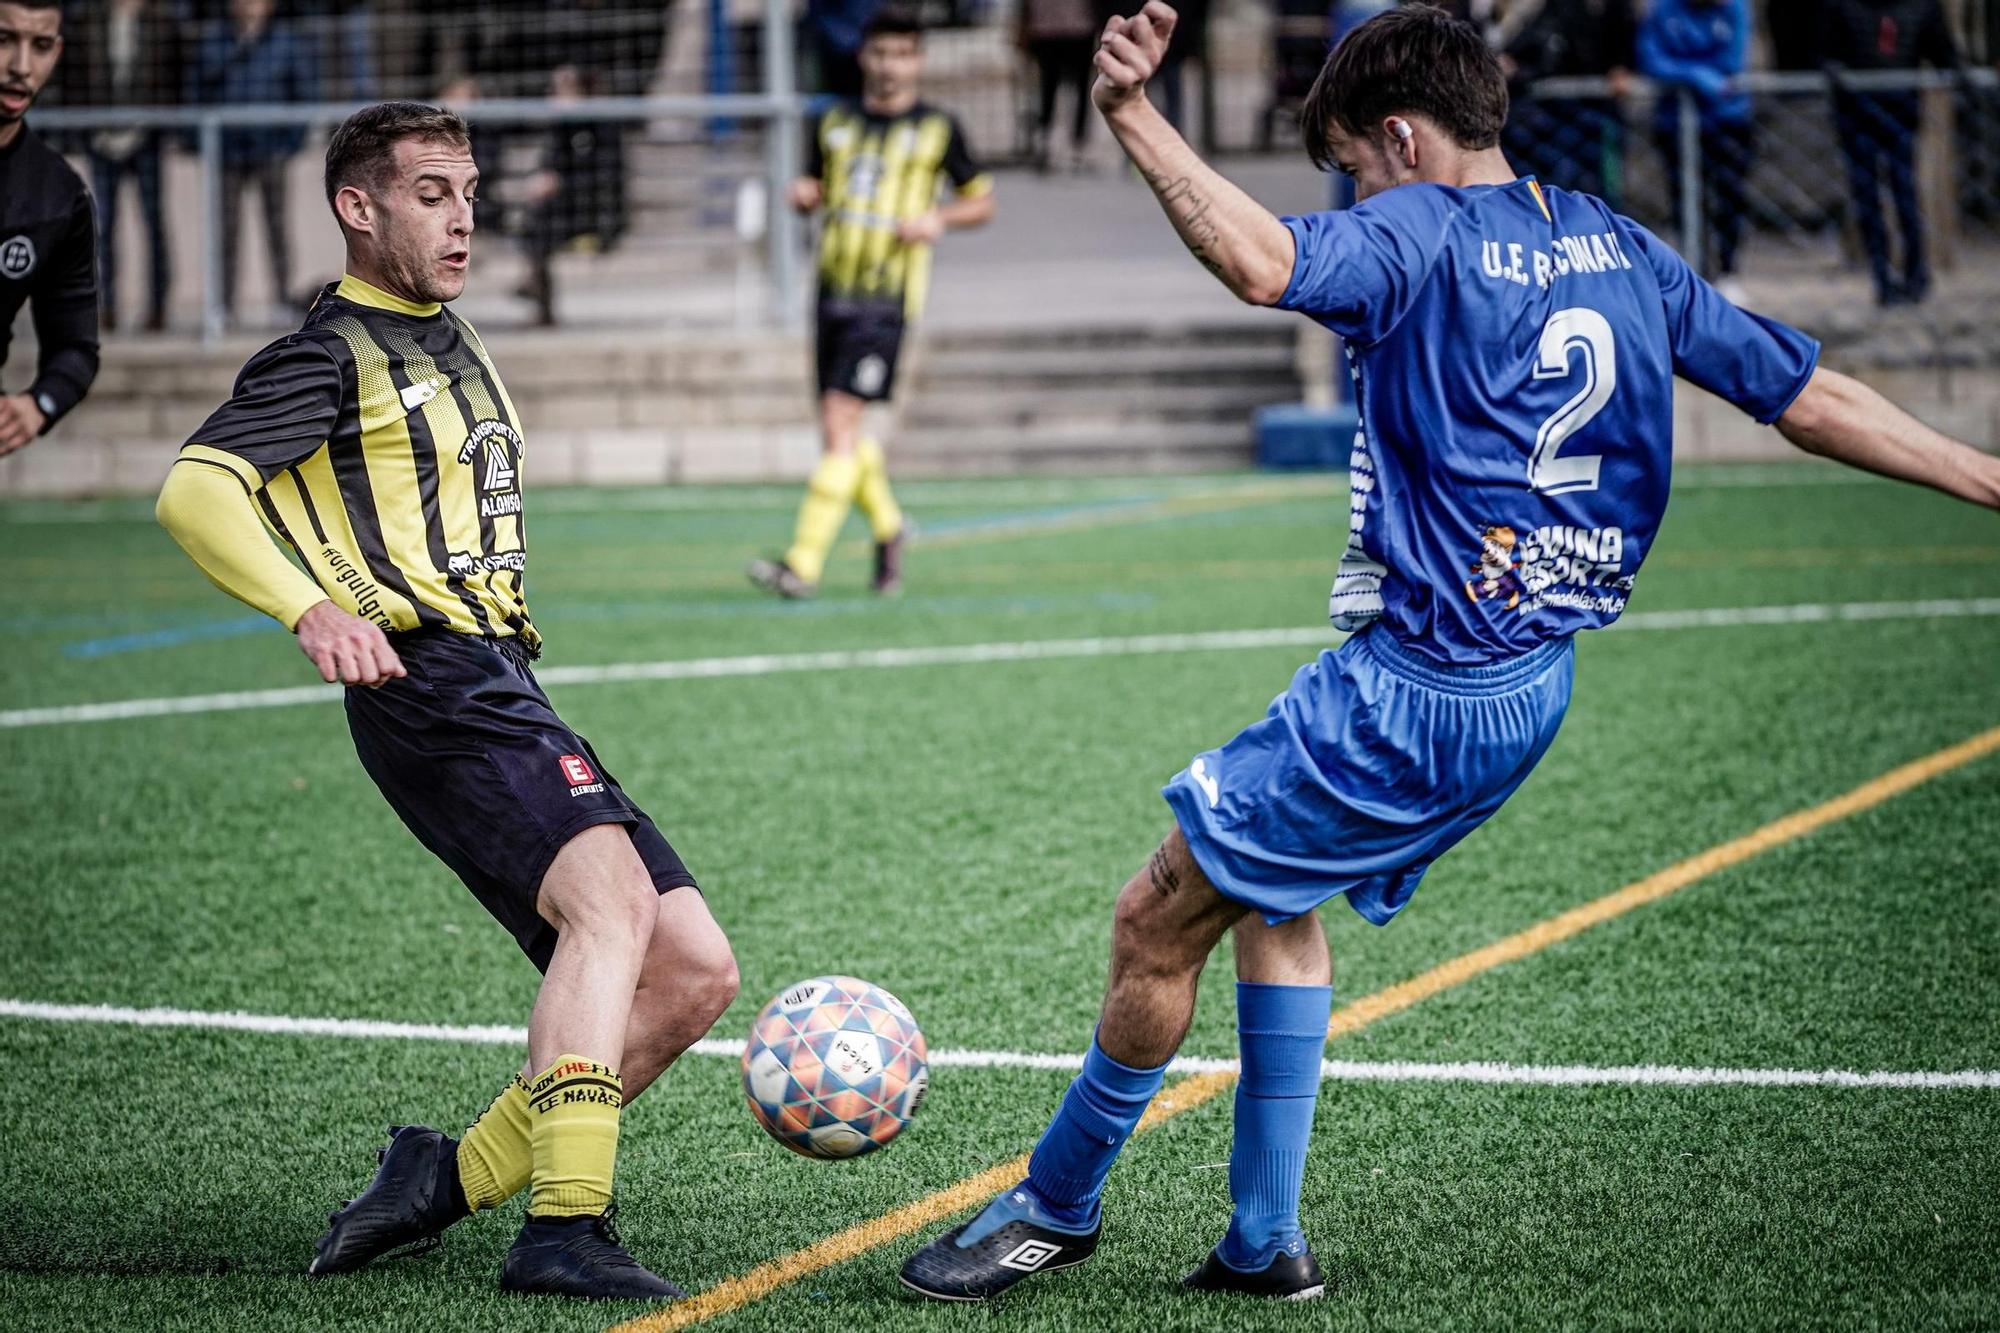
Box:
[815,298,906,401]
[344,629,698,972]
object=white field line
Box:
[5,596,1999,731]
[2,999,1994,1091]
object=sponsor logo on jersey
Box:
[1462,522,1634,618]
[446,549,525,578]
[0,235,35,280]
[399,376,446,412]
[459,418,524,517]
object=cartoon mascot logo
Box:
[1465,524,1525,611]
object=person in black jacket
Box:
[518,63,628,326]
[0,0,99,455]
[1502,0,1636,204]
[71,0,182,332]
[1822,0,1961,304]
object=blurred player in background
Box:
[0,0,99,457]
[901,2,2000,1304]
[154,101,737,1303]
[749,6,994,600]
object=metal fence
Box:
[36,93,805,340]
[1516,69,2000,306]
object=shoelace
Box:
[591,1202,641,1267]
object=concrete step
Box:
[924,322,1295,355]
[897,436,1253,477]
[898,418,1254,457]
[917,344,1296,388]
[904,382,1285,431]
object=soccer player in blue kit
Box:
[901,2,2000,1304]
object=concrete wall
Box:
[8,321,1999,498]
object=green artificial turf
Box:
[1,464,1995,1331]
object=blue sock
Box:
[1022,1033,1170,1230]
[1217,981,1332,1271]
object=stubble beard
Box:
[385,235,465,305]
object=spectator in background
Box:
[1020,0,1096,172]
[1501,0,1634,206]
[73,0,181,332]
[190,0,317,319]
[1764,0,1818,70]
[519,63,627,326]
[805,0,879,97]
[293,0,377,101]
[1138,0,1206,138]
[1823,0,1961,305]
[1638,0,1754,301]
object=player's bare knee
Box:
[684,930,740,1024]
[1110,879,1205,979]
[538,828,659,950]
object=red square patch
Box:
[558,754,595,786]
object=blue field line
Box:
[54,590,1161,658]
[912,494,1170,537]
[62,615,273,659]
[547,589,1158,624]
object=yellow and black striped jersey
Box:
[178,273,539,651]
[808,100,991,320]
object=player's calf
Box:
[621,893,740,1102]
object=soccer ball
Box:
[741,975,929,1160]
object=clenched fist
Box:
[296,599,407,687]
[1093,1,1178,116]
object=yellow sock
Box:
[782,452,861,585]
[854,437,904,543]
[525,1054,623,1218]
[455,1073,533,1213]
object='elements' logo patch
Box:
[0,235,35,280]
[559,753,605,797]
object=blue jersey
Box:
[1279,178,1818,667]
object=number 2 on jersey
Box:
[1529,307,1616,495]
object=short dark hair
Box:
[323,100,471,210]
[1299,5,1507,170]
[861,5,923,43]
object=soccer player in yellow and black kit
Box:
[749,6,994,599]
[154,102,739,1303]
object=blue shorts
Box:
[1162,628,1574,926]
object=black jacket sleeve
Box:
[1916,0,1961,69]
[28,191,99,431]
[803,112,824,180]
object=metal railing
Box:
[35,0,804,342]
[1523,67,2000,280]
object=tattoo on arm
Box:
[1147,842,1183,897]
[1141,167,1225,278]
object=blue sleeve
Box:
[1623,222,1818,423]
[1275,188,1458,345]
[1636,15,1726,96]
[1722,0,1749,76]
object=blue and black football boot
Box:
[499,1203,684,1300]
[308,1124,470,1276]
[900,1184,1101,1302]
[1181,1237,1327,1300]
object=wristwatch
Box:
[32,389,58,427]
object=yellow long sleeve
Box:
[155,460,329,631]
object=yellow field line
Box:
[612,721,2000,1333]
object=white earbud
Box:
[1390,119,1414,142]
